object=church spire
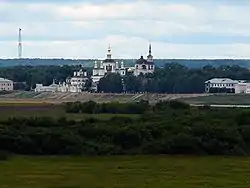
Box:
[147,43,153,61]
[149,43,152,55]
[107,44,112,59]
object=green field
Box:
[0,103,138,121]
[2,100,250,188]
[0,156,249,188]
[182,94,250,105]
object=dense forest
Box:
[0,63,250,93]
[1,100,250,156]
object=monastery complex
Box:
[35,44,155,92]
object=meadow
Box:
[1,155,250,188]
[182,94,250,105]
[2,100,250,188]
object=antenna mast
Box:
[18,28,22,59]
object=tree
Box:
[98,73,123,93]
[123,74,141,93]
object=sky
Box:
[1,0,250,59]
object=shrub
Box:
[0,150,11,161]
[169,100,190,109]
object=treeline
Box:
[1,63,250,93]
[98,64,250,93]
[2,101,250,156]
[0,65,91,90]
[1,59,250,68]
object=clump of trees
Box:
[65,100,150,114]
[98,64,250,93]
[2,101,250,156]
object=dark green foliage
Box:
[98,73,123,93]
[169,100,190,109]
[2,101,250,156]
[65,100,150,114]
[0,150,11,161]
[120,64,250,93]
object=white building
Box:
[35,69,89,93]
[134,44,155,76]
[91,44,127,85]
[0,78,13,91]
[235,83,250,94]
[34,80,58,92]
[35,44,155,93]
[205,78,250,93]
[91,44,155,91]
[58,69,88,93]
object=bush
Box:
[169,100,190,109]
[3,105,250,156]
[0,150,11,161]
[65,100,150,114]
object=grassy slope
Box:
[0,156,250,188]
[182,94,250,105]
[0,103,138,121]
[0,91,210,104]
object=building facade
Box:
[0,78,13,91]
[35,69,88,93]
[58,69,88,93]
[91,44,128,86]
[91,44,155,86]
[134,44,155,76]
[235,83,250,94]
[205,78,250,93]
[90,44,155,91]
[34,83,58,92]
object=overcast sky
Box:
[0,0,250,59]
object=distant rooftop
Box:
[0,77,13,82]
[205,78,240,84]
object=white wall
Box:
[0,81,13,91]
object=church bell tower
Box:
[107,44,112,59]
[147,44,153,62]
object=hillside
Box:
[0,91,209,104]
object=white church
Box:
[91,44,155,87]
[34,44,155,93]
[91,44,126,83]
